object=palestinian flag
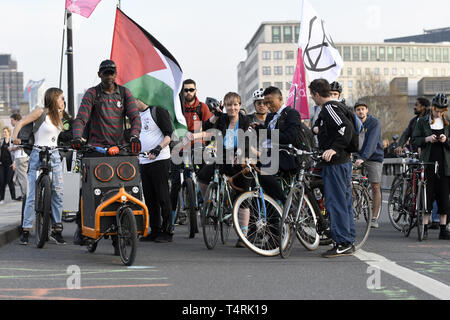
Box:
[111,8,187,135]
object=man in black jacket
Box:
[309,79,355,258]
[395,97,430,154]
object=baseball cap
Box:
[99,60,117,73]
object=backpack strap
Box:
[196,102,203,122]
[32,108,47,134]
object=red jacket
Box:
[184,97,212,133]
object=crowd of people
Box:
[5,59,450,258]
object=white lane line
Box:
[354,249,450,300]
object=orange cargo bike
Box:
[76,145,149,266]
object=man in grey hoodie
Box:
[354,102,384,228]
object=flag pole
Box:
[59,10,67,89]
[66,10,75,117]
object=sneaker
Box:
[235,239,246,248]
[154,232,173,243]
[0,200,4,205]
[49,231,66,245]
[371,218,379,229]
[322,243,354,258]
[439,229,450,240]
[19,231,29,245]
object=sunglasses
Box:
[184,88,196,93]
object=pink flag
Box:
[65,0,102,18]
[286,48,309,120]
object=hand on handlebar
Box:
[71,138,84,150]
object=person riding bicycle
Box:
[411,93,450,240]
[170,79,212,229]
[71,60,142,252]
[395,97,430,154]
[197,92,253,247]
[11,88,67,245]
[247,88,268,126]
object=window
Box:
[412,47,418,61]
[395,47,403,61]
[356,68,362,76]
[435,48,442,62]
[370,46,378,61]
[428,48,434,62]
[348,80,353,88]
[283,26,293,43]
[357,81,362,89]
[263,82,271,88]
[404,47,410,62]
[361,46,369,61]
[262,51,271,60]
[286,82,292,90]
[400,68,406,75]
[392,68,397,75]
[262,66,271,75]
[285,50,295,60]
[336,46,342,57]
[285,66,295,75]
[384,68,389,76]
[272,26,281,43]
[374,68,380,75]
[294,25,300,43]
[347,67,352,76]
[274,66,283,75]
[365,68,371,75]
[343,46,351,61]
[273,51,283,60]
[420,48,426,62]
[352,46,360,61]
[275,82,283,90]
[409,68,414,76]
[379,47,385,61]
[443,48,449,62]
[387,47,394,61]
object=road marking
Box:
[354,250,450,300]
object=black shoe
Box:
[14,196,22,201]
[154,232,173,243]
[439,229,450,240]
[235,239,246,248]
[139,231,160,242]
[73,227,86,245]
[19,231,29,245]
[49,231,66,245]
[423,227,428,240]
[429,222,440,230]
[322,243,354,258]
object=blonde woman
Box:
[12,88,66,245]
[0,127,16,204]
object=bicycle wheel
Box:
[220,192,233,245]
[184,179,198,238]
[233,191,284,257]
[201,183,219,249]
[279,187,297,258]
[175,190,187,225]
[416,183,426,241]
[388,180,412,231]
[118,207,137,266]
[296,192,320,251]
[352,182,372,251]
[35,175,51,249]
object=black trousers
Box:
[140,159,172,234]
[170,162,182,211]
[0,164,16,201]
[425,168,450,215]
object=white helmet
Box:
[253,88,264,101]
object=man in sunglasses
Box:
[169,79,212,237]
[248,88,268,126]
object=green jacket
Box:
[411,115,450,176]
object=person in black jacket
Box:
[309,79,355,258]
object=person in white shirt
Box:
[9,113,29,202]
[136,99,174,243]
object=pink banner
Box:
[286,48,309,120]
[65,0,102,18]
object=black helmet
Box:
[432,93,448,109]
[330,81,343,93]
[205,97,220,111]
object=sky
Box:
[1,0,449,105]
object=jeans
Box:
[22,149,64,230]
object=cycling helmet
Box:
[205,97,220,111]
[253,88,265,101]
[432,93,448,109]
[330,81,343,93]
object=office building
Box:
[0,54,24,115]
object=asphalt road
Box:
[0,192,449,304]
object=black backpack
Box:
[17,109,47,156]
[183,102,203,121]
[277,107,314,151]
[333,101,364,153]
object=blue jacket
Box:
[357,114,384,163]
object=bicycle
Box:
[231,161,286,257]
[278,145,323,258]
[18,144,69,248]
[76,145,149,266]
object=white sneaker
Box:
[371,218,379,229]
[0,200,5,205]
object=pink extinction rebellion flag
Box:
[286,48,309,120]
[65,0,102,18]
